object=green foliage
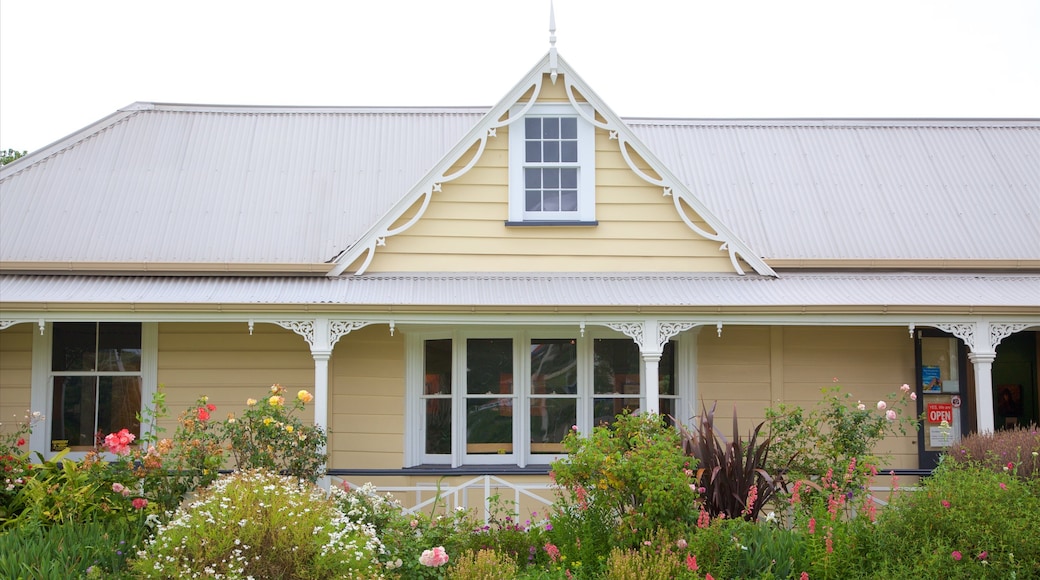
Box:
[10,450,134,526]
[0,148,26,166]
[132,469,385,579]
[765,384,918,493]
[222,384,327,481]
[0,410,43,522]
[0,519,146,579]
[729,520,808,580]
[545,497,615,578]
[865,460,1040,579]
[551,412,697,543]
[448,549,520,580]
[679,402,779,521]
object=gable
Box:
[329,55,774,278]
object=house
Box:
[2,36,1038,506]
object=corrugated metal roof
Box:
[627,119,1040,261]
[2,106,1038,265]
[0,104,486,264]
[1,272,1037,308]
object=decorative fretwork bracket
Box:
[273,319,372,351]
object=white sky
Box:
[2,0,1038,153]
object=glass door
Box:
[915,330,970,470]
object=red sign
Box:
[928,403,953,424]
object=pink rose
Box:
[132,498,148,510]
[876,400,887,411]
[886,410,897,421]
[951,551,962,561]
[419,546,449,567]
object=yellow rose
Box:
[263,417,273,426]
[285,425,294,433]
[269,395,285,407]
[297,390,314,404]
[246,398,257,407]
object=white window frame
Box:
[405,327,692,468]
[29,322,158,460]
[508,103,596,224]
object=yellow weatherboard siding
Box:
[697,325,917,470]
[0,324,32,435]
[156,322,315,436]
[358,73,738,274]
[329,326,405,469]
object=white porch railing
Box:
[332,476,921,524]
[335,474,557,524]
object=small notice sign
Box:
[951,395,962,409]
[927,403,953,424]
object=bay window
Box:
[408,329,684,467]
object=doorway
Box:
[993,331,1038,429]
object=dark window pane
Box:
[561,117,577,139]
[526,190,542,211]
[52,322,96,372]
[524,167,541,188]
[531,339,577,395]
[544,169,560,188]
[560,168,577,188]
[97,323,142,372]
[561,190,578,211]
[543,117,559,139]
[593,397,641,426]
[525,117,541,139]
[593,339,640,394]
[466,398,513,453]
[424,339,452,395]
[51,376,97,449]
[543,191,560,211]
[561,141,578,163]
[660,341,676,396]
[543,141,560,163]
[530,398,576,453]
[97,376,142,438]
[466,339,513,395]
[425,399,452,454]
[525,141,541,163]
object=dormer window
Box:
[508,104,596,225]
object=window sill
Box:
[328,465,552,477]
[504,220,598,227]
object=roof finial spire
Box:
[549,1,559,84]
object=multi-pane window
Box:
[508,103,596,223]
[49,323,143,452]
[524,116,579,212]
[412,331,680,467]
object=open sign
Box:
[928,403,953,424]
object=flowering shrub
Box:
[551,412,698,545]
[132,469,385,579]
[337,482,478,579]
[0,410,43,521]
[765,383,918,497]
[222,384,327,481]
